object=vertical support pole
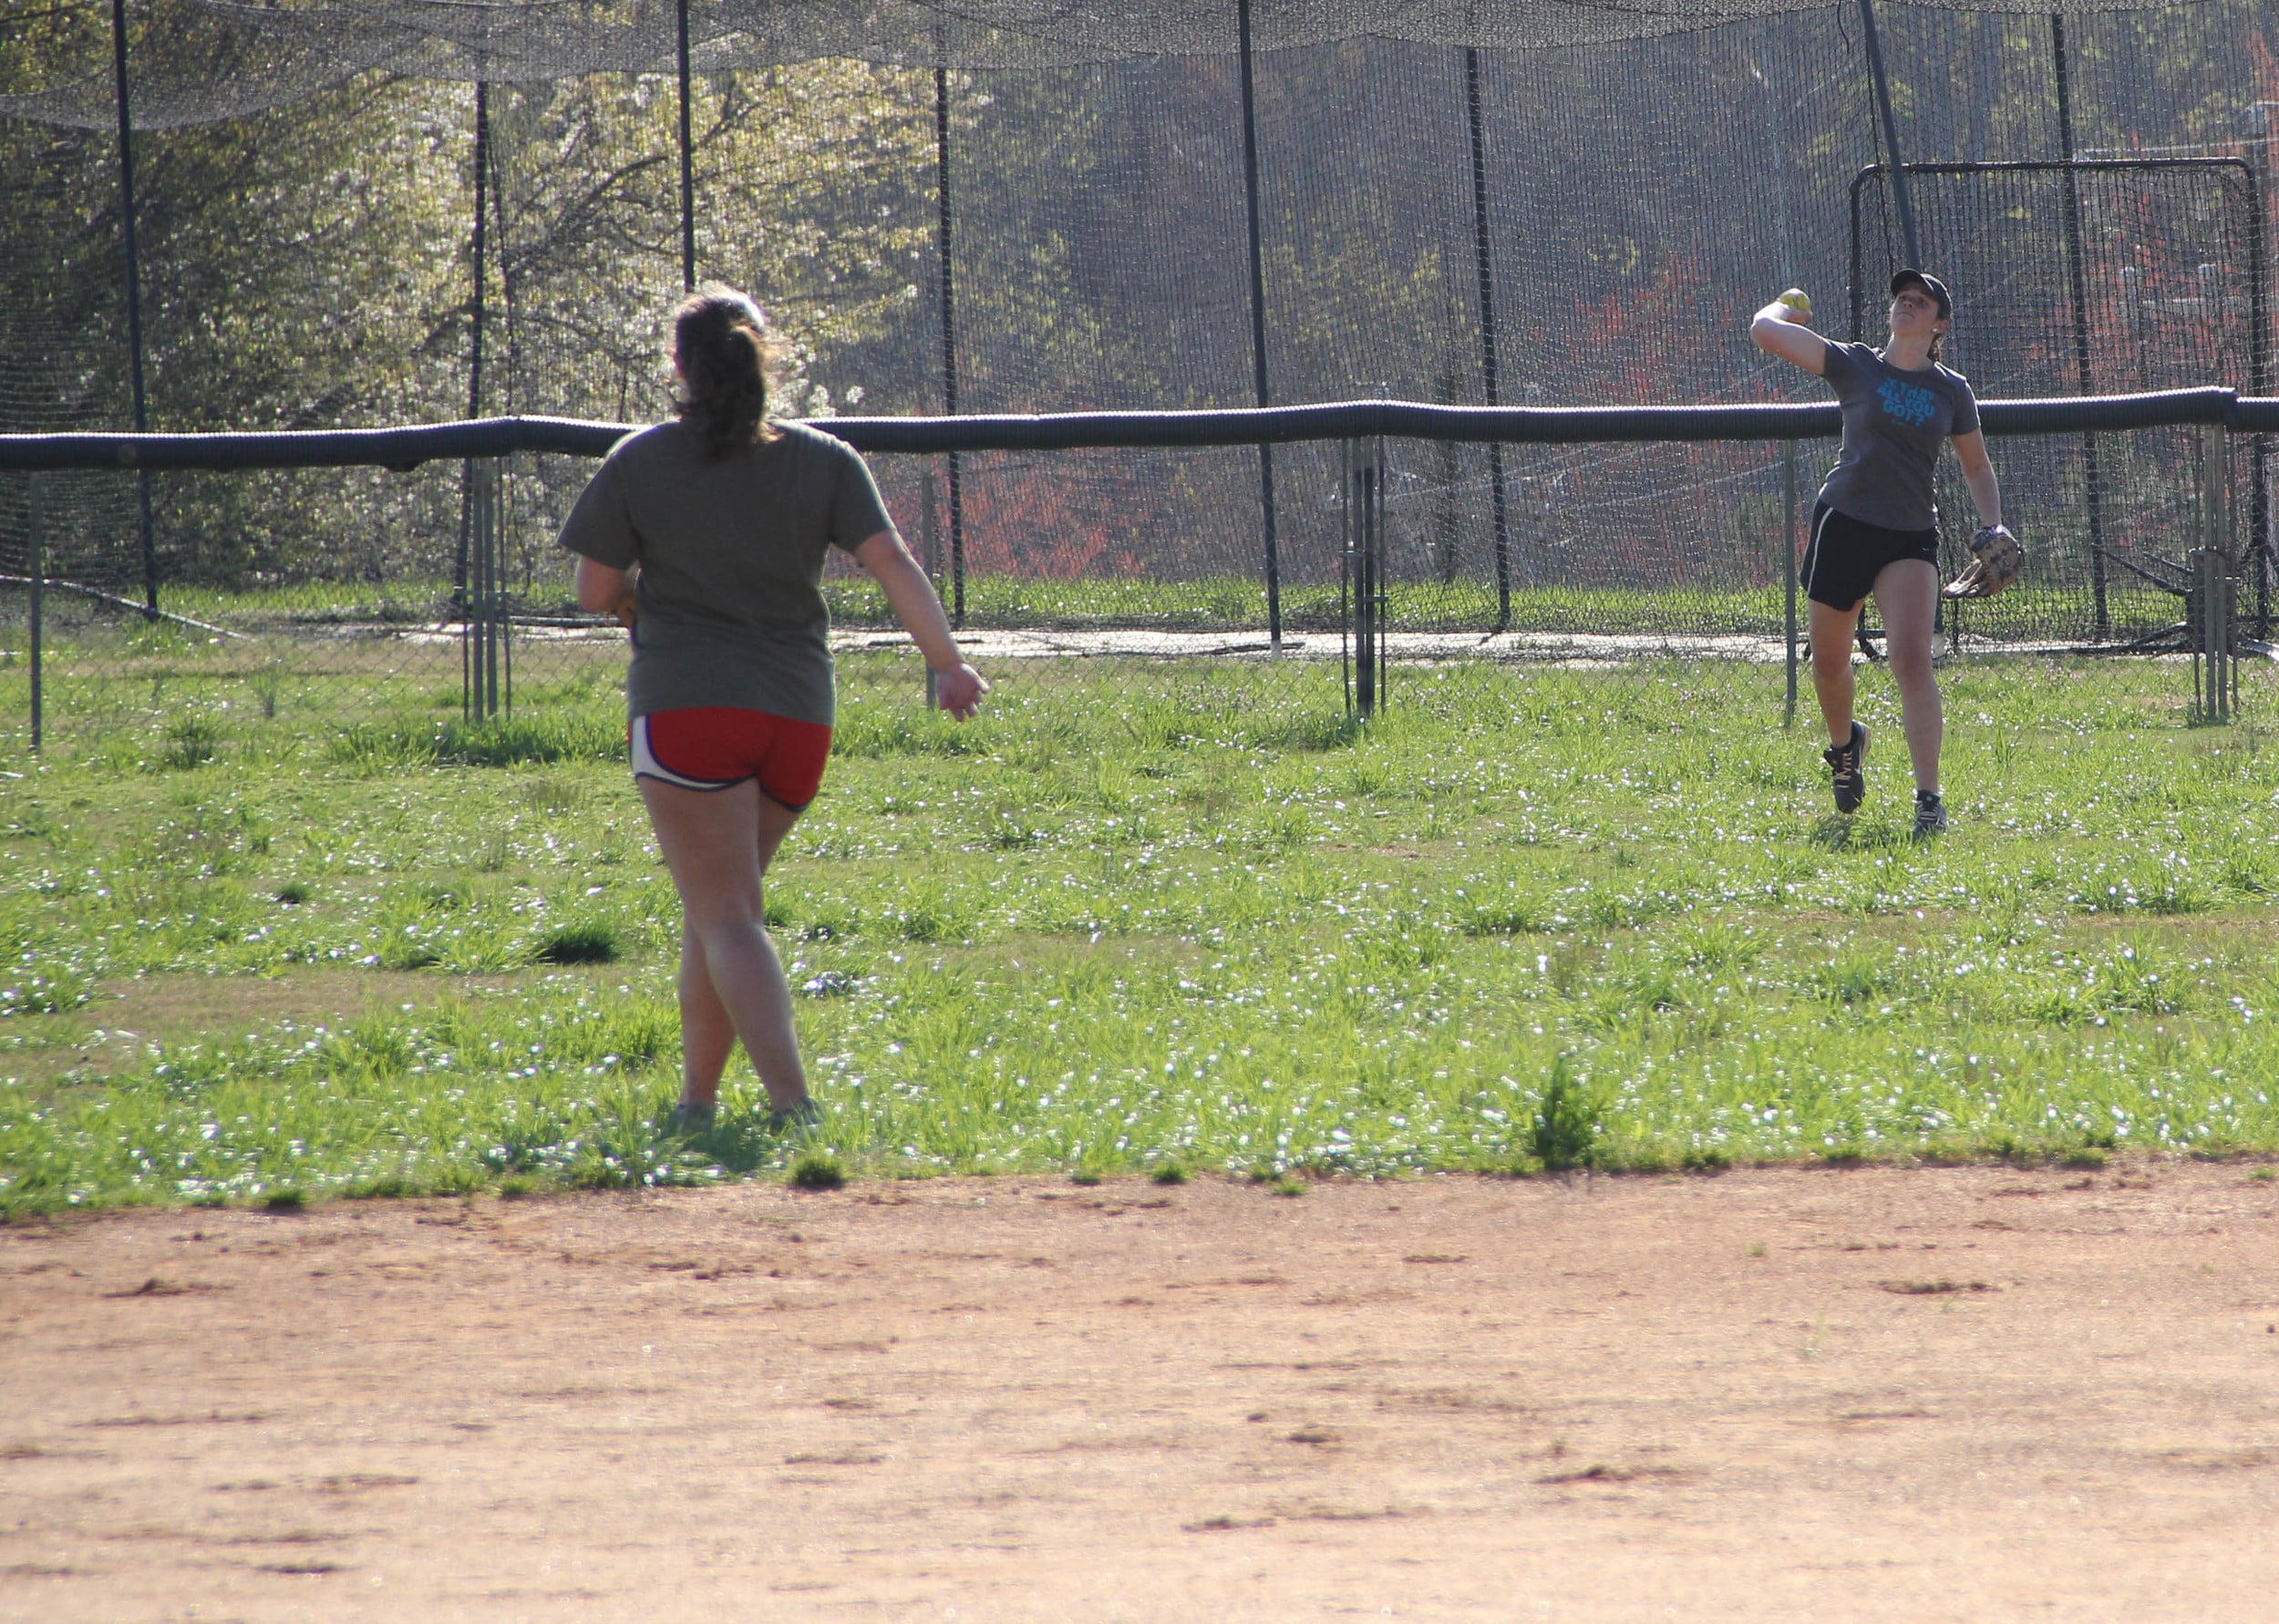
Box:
[27,475,44,753]
[2050,15,2109,638]
[1339,440,1353,716]
[1358,437,1377,710]
[479,461,491,720]
[1783,443,1799,728]
[2200,422,2234,723]
[1463,47,1511,632]
[2247,106,2273,642]
[933,55,965,628]
[1856,0,1922,270]
[490,121,516,420]
[483,462,494,720]
[1344,437,1385,720]
[676,0,696,293]
[492,466,504,718]
[466,460,481,723]
[461,79,489,724]
[921,466,940,711]
[1358,438,1374,719]
[473,460,490,722]
[2191,542,2204,719]
[480,459,504,721]
[2192,544,2233,724]
[500,465,513,718]
[1237,0,1280,648]
[109,0,157,618]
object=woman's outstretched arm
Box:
[852,529,989,719]
[1750,291,1830,376]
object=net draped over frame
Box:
[1,0,2272,653]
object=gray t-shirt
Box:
[1815,341,1981,533]
[556,418,895,725]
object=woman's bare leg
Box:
[1872,559,1942,796]
[640,779,809,1113]
[1808,598,1861,745]
[675,930,734,1109]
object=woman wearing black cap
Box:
[1750,270,2011,837]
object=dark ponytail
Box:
[673,284,778,457]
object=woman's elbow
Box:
[574,567,627,613]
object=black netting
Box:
[3,0,2275,744]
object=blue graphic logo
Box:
[1876,377,1938,427]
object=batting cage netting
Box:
[1,0,2274,746]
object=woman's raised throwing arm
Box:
[1749,289,1829,376]
[853,529,989,719]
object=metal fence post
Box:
[1343,437,1386,720]
[2051,18,2112,641]
[485,459,503,719]
[1237,0,1280,650]
[464,457,506,722]
[500,460,513,717]
[466,460,480,720]
[1463,46,1511,632]
[27,474,44,752]
[2193,422,2235,723]
[933,52,967,632]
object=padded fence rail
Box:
[1,390,2272,470]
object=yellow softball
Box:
[1777,287,1812,317]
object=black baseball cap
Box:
[1890,270,1952,317]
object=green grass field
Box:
[2,651,2274,1217]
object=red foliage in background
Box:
[942,456,1172,580]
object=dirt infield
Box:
[4,1163,2275,1621]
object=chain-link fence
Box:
[2,397,2269,763]
[4,1,2276,751]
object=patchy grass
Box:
[3,652,2278,1216]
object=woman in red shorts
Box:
[560,286,986,1131]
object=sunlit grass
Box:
[1,652,2275,1215]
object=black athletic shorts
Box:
[1803,501,1939,612]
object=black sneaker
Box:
[1822,721,1869,815]
[1912,790,1947,838]
[665,1101,717,1136]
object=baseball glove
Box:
[1943,525,2026,600]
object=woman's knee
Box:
[1886,642,1937,693]
[678,888,766,942]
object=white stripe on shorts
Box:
[1805,503,1838,601]
[629,714,735,792]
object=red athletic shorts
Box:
[631,707,832,810]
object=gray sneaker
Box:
[1912,790,1947,838]
[1822,721,1869,815]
